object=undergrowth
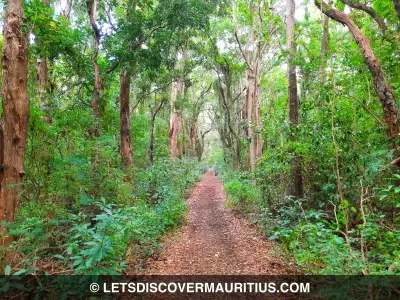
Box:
[214,162,400,275]
[2,158,206,275]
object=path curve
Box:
[143,169,286,275]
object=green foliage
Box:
[2,0,400,278]
[224,174,259,209]
[24,0,83,59]
[216,155,400,274]
[271,220,364,275]
[4,159,205,275]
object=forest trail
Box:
[143,169,286,275]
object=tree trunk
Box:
[395,0,400,19]
[196,131,209,162]
[287,0,304,198]
[149,100,164,165]
[62,0,73,20]
[319,13,329,80]
[120,71,133,169]
[87,0,102,122]
[244,26,258,172]
[182,118,187,157]
[246,71,256,172]
[36,0,52,123]
[315,0,400,140]
[169,50,186,158]
[255,75,262,158]
[0,0,29,247]
[169,81,183,158]
[37,57,49,98]
[238,4,263,172]
[189,124,197,156]
[149,114,156,165]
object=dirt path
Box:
[143,169,286,275]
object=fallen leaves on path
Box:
[141,169,288,275]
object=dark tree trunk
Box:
[287,0,304,198]
[149,114,156,165]
[149,100,164,165]
[189,125,197,156]
[120,71,133,169]
[0,0,29,247]
[395,0,400,19]
[315,0,400,140]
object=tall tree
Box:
[120,71,133,169]
[315,0,400,140]
[233,0,264,172]
[36,0,51,122]
[169,49,187,158]
[213,58,241,169]
[0,0,29,247]
[87,0,102,124]
[319,10,329,80]
[186,82,212,157]
[149,95,167,165]
[62,0,73,20]
[286,0,304,198]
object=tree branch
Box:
[340,0,387,33]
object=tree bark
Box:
[0,0,29,247]
[36,0,52,122]
[62,0,73,20]
[120,71,133,169]
[235,2,263,172]
[149,99,165,164]
[169,49,186,158]
[214,61,239,168]
[244,25,258,172]
[287,0,304,198]
[37,57,49,98]
[189,125,197,156]
[315,0,400,140]
[255,75,262,158]
[246,68,256,172]
[149,115,156,164]
[87,0,102,121]
[169,81,183,158]
[319,13,329,80]
[395,0,400,19]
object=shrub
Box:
[3,158,206,275]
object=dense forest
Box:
[0,0,399,276]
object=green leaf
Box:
[79,194,93,205]
[4,265,11,275]
[336,1,345,11]
[13,269,27,276]
[2,282,10,292]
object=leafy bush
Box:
[3,158,206,275]
[215,159,400,275]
